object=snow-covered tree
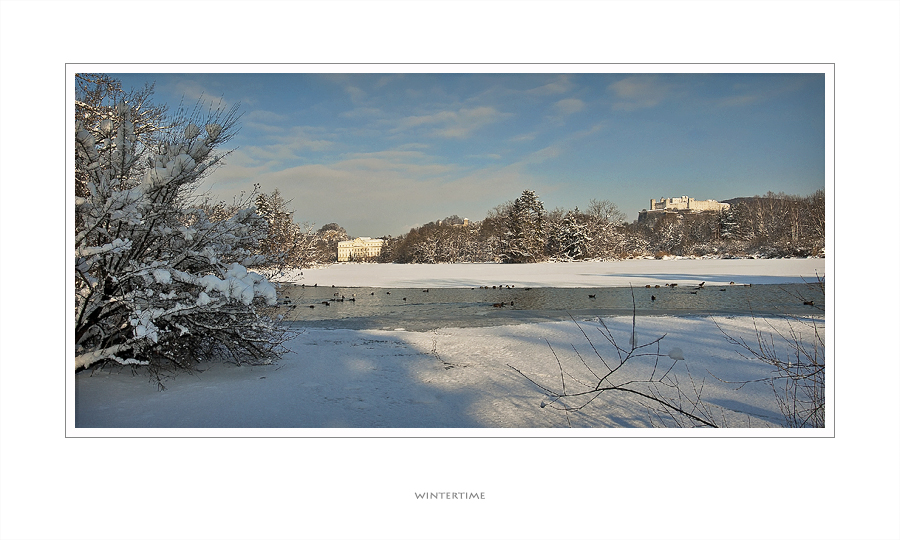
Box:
[718,206,738,241]
[75,74,170,199]
[649,213,684,255]
[548,209,591,260]
[74,79,287,373]
[584,199,626,258]
[255,188,318,272]
[502,190,547,263]
[316,223,349,262]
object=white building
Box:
[638,196,731,224]
[337,237,385,262]
[648,196,730,213]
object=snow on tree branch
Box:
[74,76,289,374]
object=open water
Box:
[271,282,825,332]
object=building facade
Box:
[638,196,730,224]
[648,196,730,212]
[337,237,385,262]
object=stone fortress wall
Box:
[638,196,731,224]
[648,196,730,213]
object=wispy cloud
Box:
[374,74,404,89]
[392,106,512,138]
[394,142,430,151]
[267,126,334,151]
[553,98,585,115]
[335,150,456,177]
[339,107,383,119]
[510,131,538,143]
[608,75,671,111]
[169,78,228,110]
[522,144,563,165]
[345,85,367,105]
[572,123,605,138]
[229,125,335,171]
[547,98,586,124]
[716,75,817,108]
[243,109,289,133]
[716,94,761,107]
[527,75,575,96]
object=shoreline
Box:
[270,257,828,289]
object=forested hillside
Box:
[366,189,825,264]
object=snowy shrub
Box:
[714,276,826,428]
[510,309,722,428]
[74,76,288,372]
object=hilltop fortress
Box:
[638,196,730,223]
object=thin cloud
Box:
[243,109,289,133]
[170,79,228,110]
[527,75,575,96]
[233,126,336,170]
[244,109,286,123]
[716,94,761,107]
[716,75,818,108]
[608,75,671,111]
[335,150,456,176]
[345,85,367,105]
[572,123,606,138]
[393,106,511,139]
[339,107,383,119]
[510,131,538,143]
[523,144,563,165]
[267,126,334,151]
[553,98,585,115]
[374,74,404,88]
[394,142,430,151]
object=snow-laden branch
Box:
[74,342,144,370]
[74,82,285,373]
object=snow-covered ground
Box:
[75,315,820,429]
[273,257,827,288]
[74,258,829,432]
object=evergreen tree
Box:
[718,206,738,241]
[503,190,547,263]
[554,209,591,260]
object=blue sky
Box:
[110,72,825,238]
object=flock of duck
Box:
[276,279,778,312]
[283,284,523,309]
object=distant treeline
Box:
[373,189,825,263]
[253,188,825,268]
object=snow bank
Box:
[273,258,827,288]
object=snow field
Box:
[277,257,827,288]
[75,314,819,429]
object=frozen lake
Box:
[273,282,825,331]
